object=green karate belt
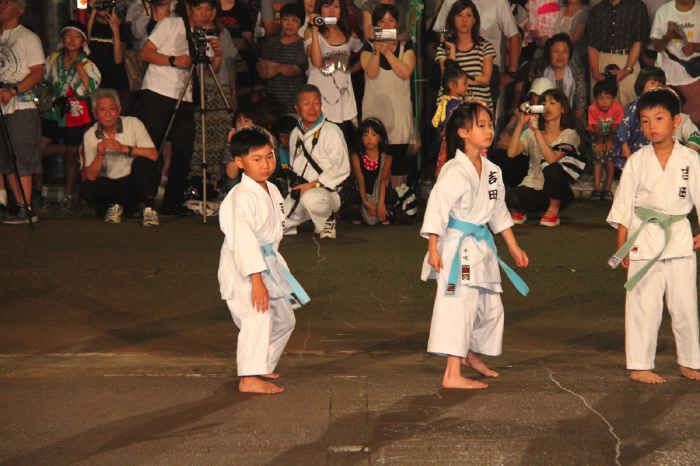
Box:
[608,206,687,290]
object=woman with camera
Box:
[306,0,363,142]
[41,20,101,209]
[360,3,415,188]
[435,0,495,111]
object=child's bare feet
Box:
[261,373,281,379]
[239,376,284,394]
[442,374,488,389]
[679,365,700,380]
[461,351,499,378]
[629,370,666,384]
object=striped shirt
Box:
[261,35,308,114]
[435,40,496,110]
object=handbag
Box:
[665,50,700,78]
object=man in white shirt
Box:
[0,0,44,224]
[81,88,160,226]
[139,0,222,216]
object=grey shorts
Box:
[0,108,42,176]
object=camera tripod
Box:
[0,104,34,228]
[158,49,232,223]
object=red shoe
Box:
[511,212,527,224]
[539,215,560,227]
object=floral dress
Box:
[43,51,101,128]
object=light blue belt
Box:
[261,243,310,309]
[608,207,687,290]
[446,217,529,296]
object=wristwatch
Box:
[315,181,321,188]
[11,86,19,95]
[127,146,134,156]
[624,66,633,73]
[168,55,176,67]
[505,70,516,78]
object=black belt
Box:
[599,48,629,55]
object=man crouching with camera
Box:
[81,88,160,225]
[138,0,221,216]
[284,84,350,239]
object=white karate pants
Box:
[626,256,700,370]
[284,188,340,233]
[227,297,296,376]
[427,283,504,358]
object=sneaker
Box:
[60,194,74,210]
[602,190,614,201]
[511,212,527,224]
[142,207,160,227]
[589,190,602,200]
[319,215,336,239]
[2,205,38,224]
[104,204,123,224]
[539,215,560,227]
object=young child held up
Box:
[587,76,624,201]
[432,60,468,176]
[421,101,529,390]
[218,126,310,394]
[350,118,394,225]
[607,88,700,384]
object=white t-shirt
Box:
[0,25,44,115]
[83,116,156,180]
[141,17,214,102]
[431,0,519,67]
[651,1,700,86]
[519,128,580,190]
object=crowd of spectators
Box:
[0,0,699,232]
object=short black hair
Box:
[544,33,572,64]
[296,83,322,103]
[186,0,218,7]
[230,126,275,159]
[593,77,618,98]
[537,89,576,130]
[281,3,305,23]
[271,115,298,137]
[637,87,681,118]
[442,60,468,93]
[372,3,399,25]
[634,67,666,96]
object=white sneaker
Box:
[142,207,160,227]
[319,227,336,239]
[104,204,123,224]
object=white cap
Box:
[529,77,556,96]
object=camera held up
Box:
[93,0,116,10]
[519,102,545,114]
[372,27,397,41]
[192,27,220,64]
[313,16,338,26]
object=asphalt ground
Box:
[1,200,699,465]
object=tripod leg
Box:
[199,63,207,223]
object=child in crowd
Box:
[587,78,624,200]
[421,101,529,390]
[350,118,394,225]
[615,68,700,171]
[218,126,310,394]
[607,88,700,384]
[432,61,468,176]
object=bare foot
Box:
[461,352,499,378]
[679,365,700,380]
[629,370,666,384]
[239,376,284,394]
[442,375,488,389]
[261,373,281,379]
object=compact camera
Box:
[286,170,307,201]
[93,0,116,10]
[441,28,454,44]
[519,102,545,114]
[372,27,397,41]
[312,16,338,26]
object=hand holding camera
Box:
[311,15,338,27]
[371,26,397,42]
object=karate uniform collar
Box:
[297,114,325,136]
[241,172,272,192]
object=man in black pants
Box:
[81,88,160,226]
[139,0,222,215]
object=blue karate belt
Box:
[261,243,310,309]
[446,217,529,297]
[608,206,687,290]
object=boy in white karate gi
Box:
[607,88,700,384]
[218,127,310,394]
[422,101,529,390]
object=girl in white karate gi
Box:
[421,101,530,390]
[219,127,310,395]
[607,88,700,384]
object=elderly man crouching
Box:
[80,88,159,226]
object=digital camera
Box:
[372,27,397,41]
[519,102,545,114]
[192,27,220,61]
[441,28,454,44]
[313,16,338,26]
[286,170,307,201]
[93,0,116,10]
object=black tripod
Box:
[0,105,34,228]
[158,45,233,224]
